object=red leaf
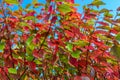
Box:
[66,0,74,3]
[23,26,29,32]
[51,54,58,64]
[12,58,18,65]
[24,61,28,66]
[48,5,53,13]
[78,60,87,68]
[29,62,38,74]
[35,33,41,39]
[85,45,94,50]
[34,23,43,30]
[44,13,50,21]
[69,56,78,67]
[65,30,74,37]
[8,17,18,22]
[36,15,42,20]
[97,21,109,26]
[29,62,36,70]
[3,53,10,59]
[51,16,57,23]
[4,67,8,73]
[110,29,118,34]
[25,11,36,16]
[94,30,108,35]
[91,49,103,59]
[22,34,29,41]
[33,49,40,58]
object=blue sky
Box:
[11,0,119,21]
[11,0,120,11]
[75,0,120,13]
[9,0,120,15]
[22,0,120,11]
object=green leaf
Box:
[66,43,73,52]
[87,19,95,26]
[104,12,113,18]
[19,22,29,27]
[26,55,34,61]
[32,0,38,5]
[100,8,110,13]
[111,45,120,59]
[26,36,35,51]
[73,40,88,47]
[29,43,35,50]
[34,60,42,65]
[107,58,117,65]
[97,34,111,41]
[59,53,68,63]
[0,42,5,51]
[116,33,120,41]
[58,4,71,14]
[71,50,81,58]
[8,68,17,74]
[72,4,80,6]
[5,0,19,5]
[91,0,105,7]
[26,36,33,45]
[26,4,32,9]
[24,16,35,21]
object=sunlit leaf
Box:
[32,0,38,5]
[24,16,35,21]
[104,12,113,18]
[0,42,5,52]
[73,40,88,47]
[34,60,42,65]
[26,36,33,45]
[5,0,19,5]
[26,36,35,51]
[66,43,73,51]
[58,4,71,14]
[8,68,17,74]
[18,22,29,27]
[107,58,117,65]
[71,50,81,58]
[97,34,111,41]
[91,0,105,7]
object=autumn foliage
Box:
[0,0,120,80]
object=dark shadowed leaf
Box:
[111,45,120,59]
